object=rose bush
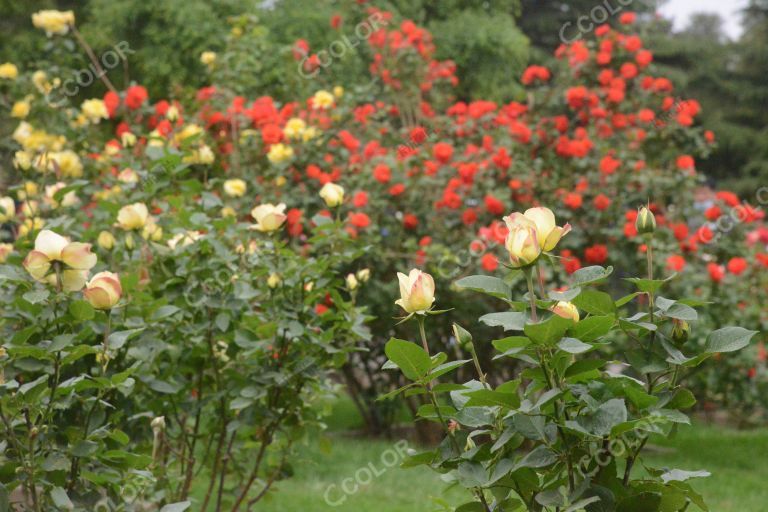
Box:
[383,207,755,511]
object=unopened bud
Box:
[671,319,690,346]
[636,206,656,235]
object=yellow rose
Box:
[117,203,149,230]
[283,118,306,139]
[503,207,570,267]
[118,168,139,184]
[356,268,370,282]
[48,150,84,178]
[84,271,122,310]
[23,230,97,291]
[0,244,13,263]
[13,151,32,171]
[267,273,282,288]
[98,231,116,250]
[319,182,344,207]
[32,10,75,36]
[0,63,18,80]
[81,99,108,123]
[250,203,287,232]
[312,90,335,110]
[0,197,16,222]
[121,131,137,147]
[267,143,294,164]
[395,269,436,314]
[11,101,30,119]
[551,301,580,322]
[167,231,201,250]
[333,86,344,98]
[200,51,217,66]
[346,273,359,291]
[223,179,247,197]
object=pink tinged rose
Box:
[23,250,52,280]
[250,203,287,232]
[84,271,122,309]
[60,242,97,270]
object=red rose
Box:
[125,85,148,110]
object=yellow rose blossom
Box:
[301,126,320,142]
[11,100,30,119]
[250,203,287,232]
[0,63,18,80]
[200,51,217,66]
[44,182,79,208]
[312,90,335,110]
[275,175,287,187]
[267,143,294,164]
[32,70,49,93]
[47,150,84,178]
[221,206,236,217]
[346,273,359,290]
[118,168,139,184]
[267,273,282,289]
[503,207,571,267]
[167,231,202,250]
[81,98,109,123]
[121,132,137,147]
[319,182,344,207]
[175,124,203,142]
[21,200,40,217]
[223,179,247,197]
[117,203,150,230]
[23,230,97,292]
[142,221,163,242]
[13,150,32,171]
[395,269,436,314]
[283,118,306,139]
[32,10,75,36]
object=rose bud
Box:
[0,196,16,222]
[671,319,690,346]
[346,273,359,290]
[356,268,371,282]
[97,231,115,250]
[395,269,435,314]
[250,203,287,232]
[636,206,656,235]
[551,301,580,322]
[319,182,345,207]
[83,271,122,310]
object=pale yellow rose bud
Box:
[636,206,656,235]
[200,51,217,66]
[125,233,135,250]
[267,273,282,289]
[0,197,16,222]
[151,416,166,433]
[395,269,436,314]
[11,100,30,119]
[221,206,236,217]
[346,273,359,290]
[98,231,115,250]
[551,301,579,322]
[84,271,122,310]
[356,268,371,282]
[319,182,345,207]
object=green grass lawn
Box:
[251,398,768,512]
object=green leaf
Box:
[660,469,710,483]
[571,265,613,286]
[50,487,74,510]
[69,300,95,321]
[704,327,758,353]
[668,388,696,410]
[572,289,615,316]
[152,305,181,321]
[557,337,594,354]
[160,502,192,512]
[480,312,526,331]
[524,314,573,345]
[624,274,675,293]
[569,315,614,342]
[579,399,627,437]
[464,389,520,409]
[23,289,49,304]
[429,360,471,380]
[384,338,432,381]
[455,275,510,299]
[565,359,605,380]
[107,328,145,350]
